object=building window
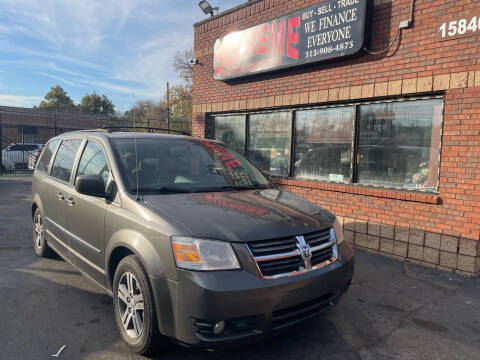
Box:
[212,115,246,153]
[294,106,354,182]
[210,96,443,192]
[357,99,443,190]
[248,112,292,177]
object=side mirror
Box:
[75,174,106,197]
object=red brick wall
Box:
[192,0,480,275]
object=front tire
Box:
[113,255,167,355]
[33,208,53,258]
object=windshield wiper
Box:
[214,185,270,191]
[156,186,194,194]
[135,184,271,194]
[134,186,194,194]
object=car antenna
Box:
[133,93,140,201]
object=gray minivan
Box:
[31,129,354,355]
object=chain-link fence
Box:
[0,106,191,175]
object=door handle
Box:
[56,193,64,200]
[66,197,75,206]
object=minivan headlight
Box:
[332,217,344,244]
[171,237,240,271]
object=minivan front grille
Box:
[247,234,299,256]
[247,228,338,279]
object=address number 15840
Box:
[439,16,480,39]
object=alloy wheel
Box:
[34,214,43,249]
[117,272,145,339]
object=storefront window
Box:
[213,115,246,153]
[357,99,443,190]
[209,96,443,192]
[248,112,291,177]
[294,107,354,182]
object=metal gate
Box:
[0,107,116,175]
[0,106,192,175]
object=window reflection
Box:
[77,142,111,185]
[247,112,292,177]
[209,97,443,192]
[51,140,82,183]
[357,99,443,190]
[294,107,354,182]
[213,115,246,153]
[37,140,59,173]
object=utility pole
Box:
[144,104,150,132]
[166,81,170,132]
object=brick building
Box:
[192,0,480,276]
[0,106,115,147]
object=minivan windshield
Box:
[111,138,272,194]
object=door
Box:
[44,139,83,259]
[63,140,111,286]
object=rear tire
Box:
[113,255,168,355]
[33,208,54,258]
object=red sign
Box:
[213,0,369,81]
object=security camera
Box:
[190,58,199,65]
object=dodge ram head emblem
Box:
[296,236,312,269]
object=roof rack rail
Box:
[65,128,110,134]
[101,126,191,136]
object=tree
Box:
[173,49,193,87]
[37,85,76,111]
[79,92,115,115]
[171,49,193,121]
[123,100,169,129]
[169,84,192,119]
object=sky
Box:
[0,0,243,112]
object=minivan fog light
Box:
[213,321,225,334]
[171,237,240,271]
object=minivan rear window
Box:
[50,139,82,182]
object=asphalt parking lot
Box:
[1,177,479,360]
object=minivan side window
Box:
[76,141,110,185]
[50,139,82,183]
[36,140,59,173]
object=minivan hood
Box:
[143,189,335,242]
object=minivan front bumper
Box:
[150,242,354,347]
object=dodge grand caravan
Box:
[31,129,354,355]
